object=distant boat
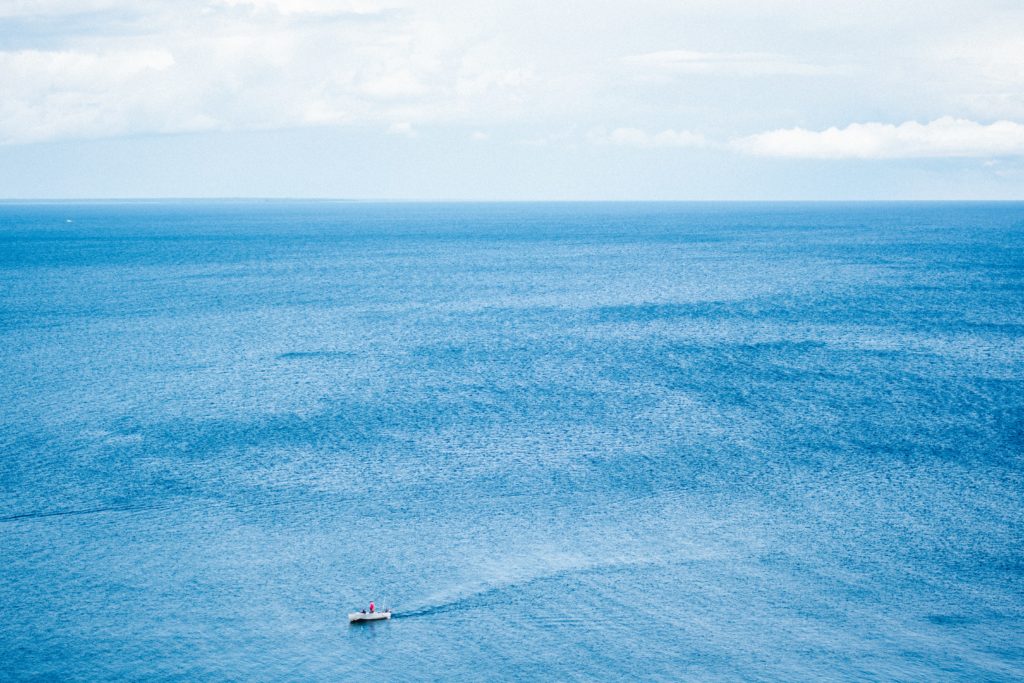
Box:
[349,610,391,623]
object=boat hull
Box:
[348,611,391,623]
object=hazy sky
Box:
[2,0,1024,199]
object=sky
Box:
[1,0,1024,199]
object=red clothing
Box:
[369,602,375,613]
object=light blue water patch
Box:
[1,201,1023,680]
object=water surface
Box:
[1,201,1023,680]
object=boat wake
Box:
[394,555,671,620]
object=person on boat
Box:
[369,602,375,613]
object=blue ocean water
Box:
[1,201,1022,681]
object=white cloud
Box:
[932,33,1024,119]
[0,1,550,144]
[387,121,416,137]
[591,127,707,149]
[2,0,1024,154]
[0,48,208,144]
[0,1,137,17]
[215,0,396,15]
[732,117,1024,159]
[622,50,837,77]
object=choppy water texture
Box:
[1,201,1023,681]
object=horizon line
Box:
[2,197,1024,204]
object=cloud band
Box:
[732,117,1024,159]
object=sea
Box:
[1,201,1022,681]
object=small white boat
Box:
[348,610,391,623]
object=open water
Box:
[1,201,1023,681]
